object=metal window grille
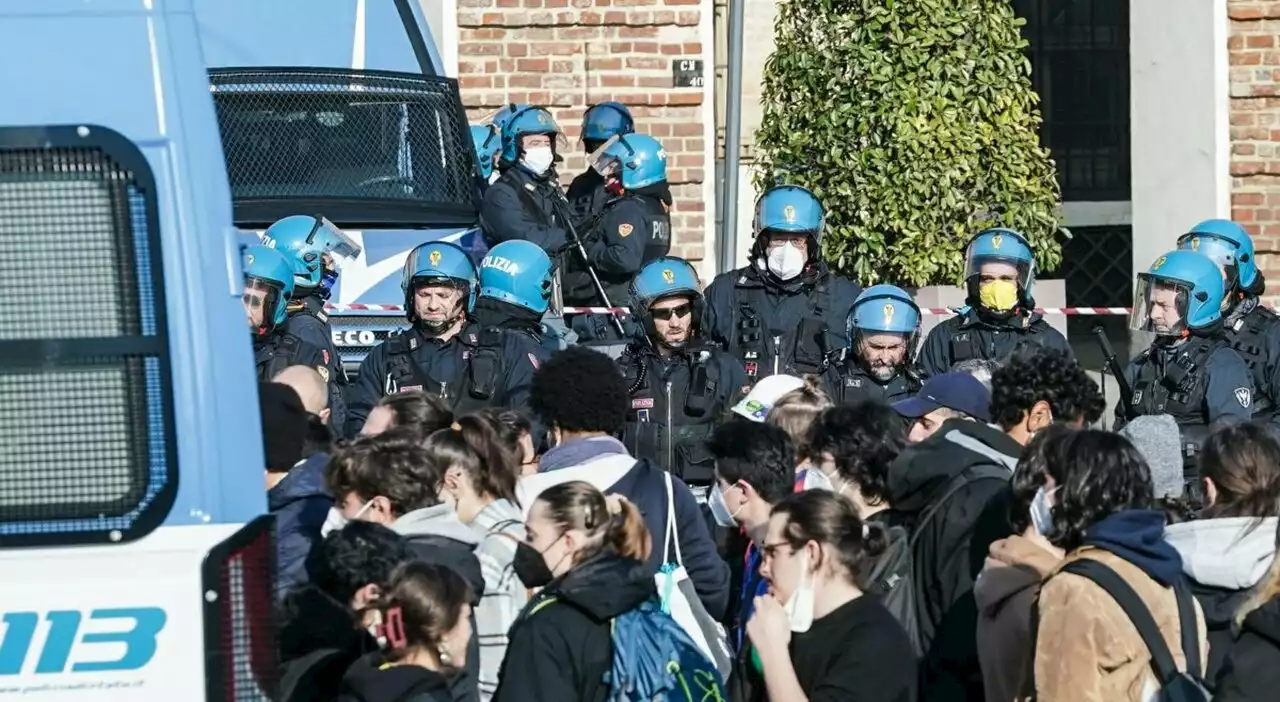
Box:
[0,125,176,547]
[203,516,279,702]
[1013,0,1131,201]
[209,67,480,228]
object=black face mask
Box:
[513,536,561,589]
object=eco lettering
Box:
[0,608,166,675]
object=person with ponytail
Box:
[742,490,916,702]
[493,481,655,702]
[431,414,526,701]
[1164,421,1280,685]
[337,562,475,702]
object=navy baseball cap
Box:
[892,371,991,423]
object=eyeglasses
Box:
[759,541,794,561]
[242,292,266,309]
[650,303,692,321]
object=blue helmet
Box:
[1177,219,1260,293]
[582,101,635,144]
[471,124,501,181]
[490,103,531,133]
[847,285,920,339]
[592,133,667,190]
[1132,250,1226,335]
[629,257,705,345]
[752,185,825,242]
[262,215,361,293]
[479,240,554,316]
[963,228,1037,308]
[242,245,295,333]
[499,106,563,163]
[401,241,479,322]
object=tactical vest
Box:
[1225,305,1278,418]
[564,194,671,308]
[255,333,303,382]
[618,345,724,486]
[292,296,346,384]
[1129,339,1223,475]
[728,277,833,379]
[949,311,1054,365]
[832,361,921,406]
[383,327,508,415]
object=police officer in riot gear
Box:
[617,257,748,494]
[470,123,502,186]
[822,284,923,405]
[242,245,326,381]
[478,105,570,253]
[564,132,673,341]
[475,239,575,354]
[344,241,543,436]
[264,214,360,435]
[567,101,635,221]
[1176,218,1280,422]
[1120,250,1255,487]
[703,185,861,381]
[917,227,1072,377]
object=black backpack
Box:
[867,464,1009,655]
[1059,559,1210,702]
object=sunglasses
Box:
[650,303,692,321]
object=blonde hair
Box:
[766,375,832,461]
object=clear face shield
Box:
[964,253,1033,312]
[1177,233,1240,291]
[1130,275,1190,336]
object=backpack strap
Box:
[1060,559,1189,686]
[907,464,1008,550]
[1175,575,1203,680]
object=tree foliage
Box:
[755,0,1062,287]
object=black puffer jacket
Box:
[492,554,656,702]
[1215,592,1280,700]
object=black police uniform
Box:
[283,295,349,436]
[703,263,861,381]
[617,341,749,489]
[478,165,569,253]
[344,322,542,437]
[1116,338,1254,486]
[820,354,921,406]
[566,168,608,222]
[254,331,326,383]
[1221,297,1280,422]
[471,297,566,361]
[563,192,671,341]
[917,307,1072,378]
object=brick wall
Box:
[1230,1,1280,305]
[456,0,709,263]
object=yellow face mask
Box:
[979,280,1019,312]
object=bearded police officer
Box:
[264,214,360,436]
[479,105,570,253]
[564,132,672,341]
[918,228,1071,377]
[1176,218,1280,423]
[703,185,861,381]
[567,101,635,221]
[1120,250,1254,490]
[474,239,575,355]
[822,284,923,405]
[617,257,748,497]
[242,245,327,381]
[344,241,543,436]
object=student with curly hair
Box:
[988,347,1105,446]
[516,346,729,618]
[803,401,909,527]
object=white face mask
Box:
[487,170,500,185]
[803,468,845,495]
[521,146,554,176]
[709,483,743,528]
[762,242,805,281]
[1029,485,1059,536]
[784,548,815,633]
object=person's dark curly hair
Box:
[990,347,1105,431]
[1008,423,1078,533]
[325,435,443,515]
[529,346,629,434]
[706,418,796,504]
[805,401,906,506]
[308,521,416,607]
[1046,429,1153,551]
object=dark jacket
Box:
[1215,592,1280,701]
[393,505,486,702]
[277,585,374,702]
[479,165,569,252]
[918,308,1072,378]
[885,419,1020,701]
[493,554,656,702]
[336,652,454,702]
[284,294,348,436]
[269,453,334,595]
[255,330,328,382]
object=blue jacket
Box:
[268,453,334,596]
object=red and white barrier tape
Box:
[325,303,1134,316]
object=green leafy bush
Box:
[755,0,1062,287]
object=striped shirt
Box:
[469,499,527,701]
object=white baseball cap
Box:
[731,374,805,422]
